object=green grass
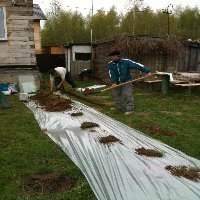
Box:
[1,74,200,199]
[0,95,96,200]
[64,76,200,160]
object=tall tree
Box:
[90,7,119,40]
[177,7,200,39]
[41,1,200,45]
[41,1,89,45]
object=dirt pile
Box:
[99,135,123,146]
[30,92,72,112]
[81,122,100,129]
[143,125,176,136]
[83,88,95,96]
[70,112,83,116]
[135,147,163,157]
[22,172,76,195]
[66,90,113,106]
[165,165,200,181]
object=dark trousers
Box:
[55,72,77,91]
[113,83,134,111]
[65,71,77,88]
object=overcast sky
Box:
[33,0,200,16]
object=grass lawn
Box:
[0,95,96,200]
[1,74,200,199]
[67,77,200,160]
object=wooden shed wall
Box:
[179,46,200,72]
[0,0,36,67]
[50,47,65,54]
[92,40,200,83]
[70,61,91,76]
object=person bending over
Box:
[49,67,77,92]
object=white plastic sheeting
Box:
[155,71,200,83]
[76,85,107,92]
[24,95,200,200]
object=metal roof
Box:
[33,4,47,20]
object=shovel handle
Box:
[100,73,153,92]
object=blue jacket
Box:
[108,58,150,83]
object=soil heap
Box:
[30,92,72,112]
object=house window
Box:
[75,53,91,61]
[0,7,7,40]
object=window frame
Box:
[74,52,91,61]
[0,7,7,41]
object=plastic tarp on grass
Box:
[24,95,200,200]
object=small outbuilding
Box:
[92,34,200,83]
[0,0,46,92]
[37,43,92,76]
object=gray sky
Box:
[33,0,200,15]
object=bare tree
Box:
[126,0,145,11]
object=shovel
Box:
[83,73,153,95]
[38,72,47,89]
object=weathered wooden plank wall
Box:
[34,21,42,54]
[92,38,200,83]
[0,0,36,67]
[70,61,91,76]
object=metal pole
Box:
[91,0,93,44]
[91,0,94,75]
[168,13,169,35]
[162,4,173,36]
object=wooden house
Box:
[0,0,42,91]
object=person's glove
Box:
[111,83,117,88]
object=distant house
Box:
[0,0,46,91]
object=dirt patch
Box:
[135,147,163,157]
[66,90,113,107]
[22,172,76,195]
[92,96,109,99]
[81,122,100,129]
[30,92,72,112]
[70,112,83,116]
[135,112,150,119]
[160,111,183,116]
[101,102,115,106]
[165,165,200,181]
[99,135,123,146]
[82,88,96,96]
[128,120,134,126]
[143,125,176,136]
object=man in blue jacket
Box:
[108,50,151,115]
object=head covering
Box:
[108,50,120,56]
